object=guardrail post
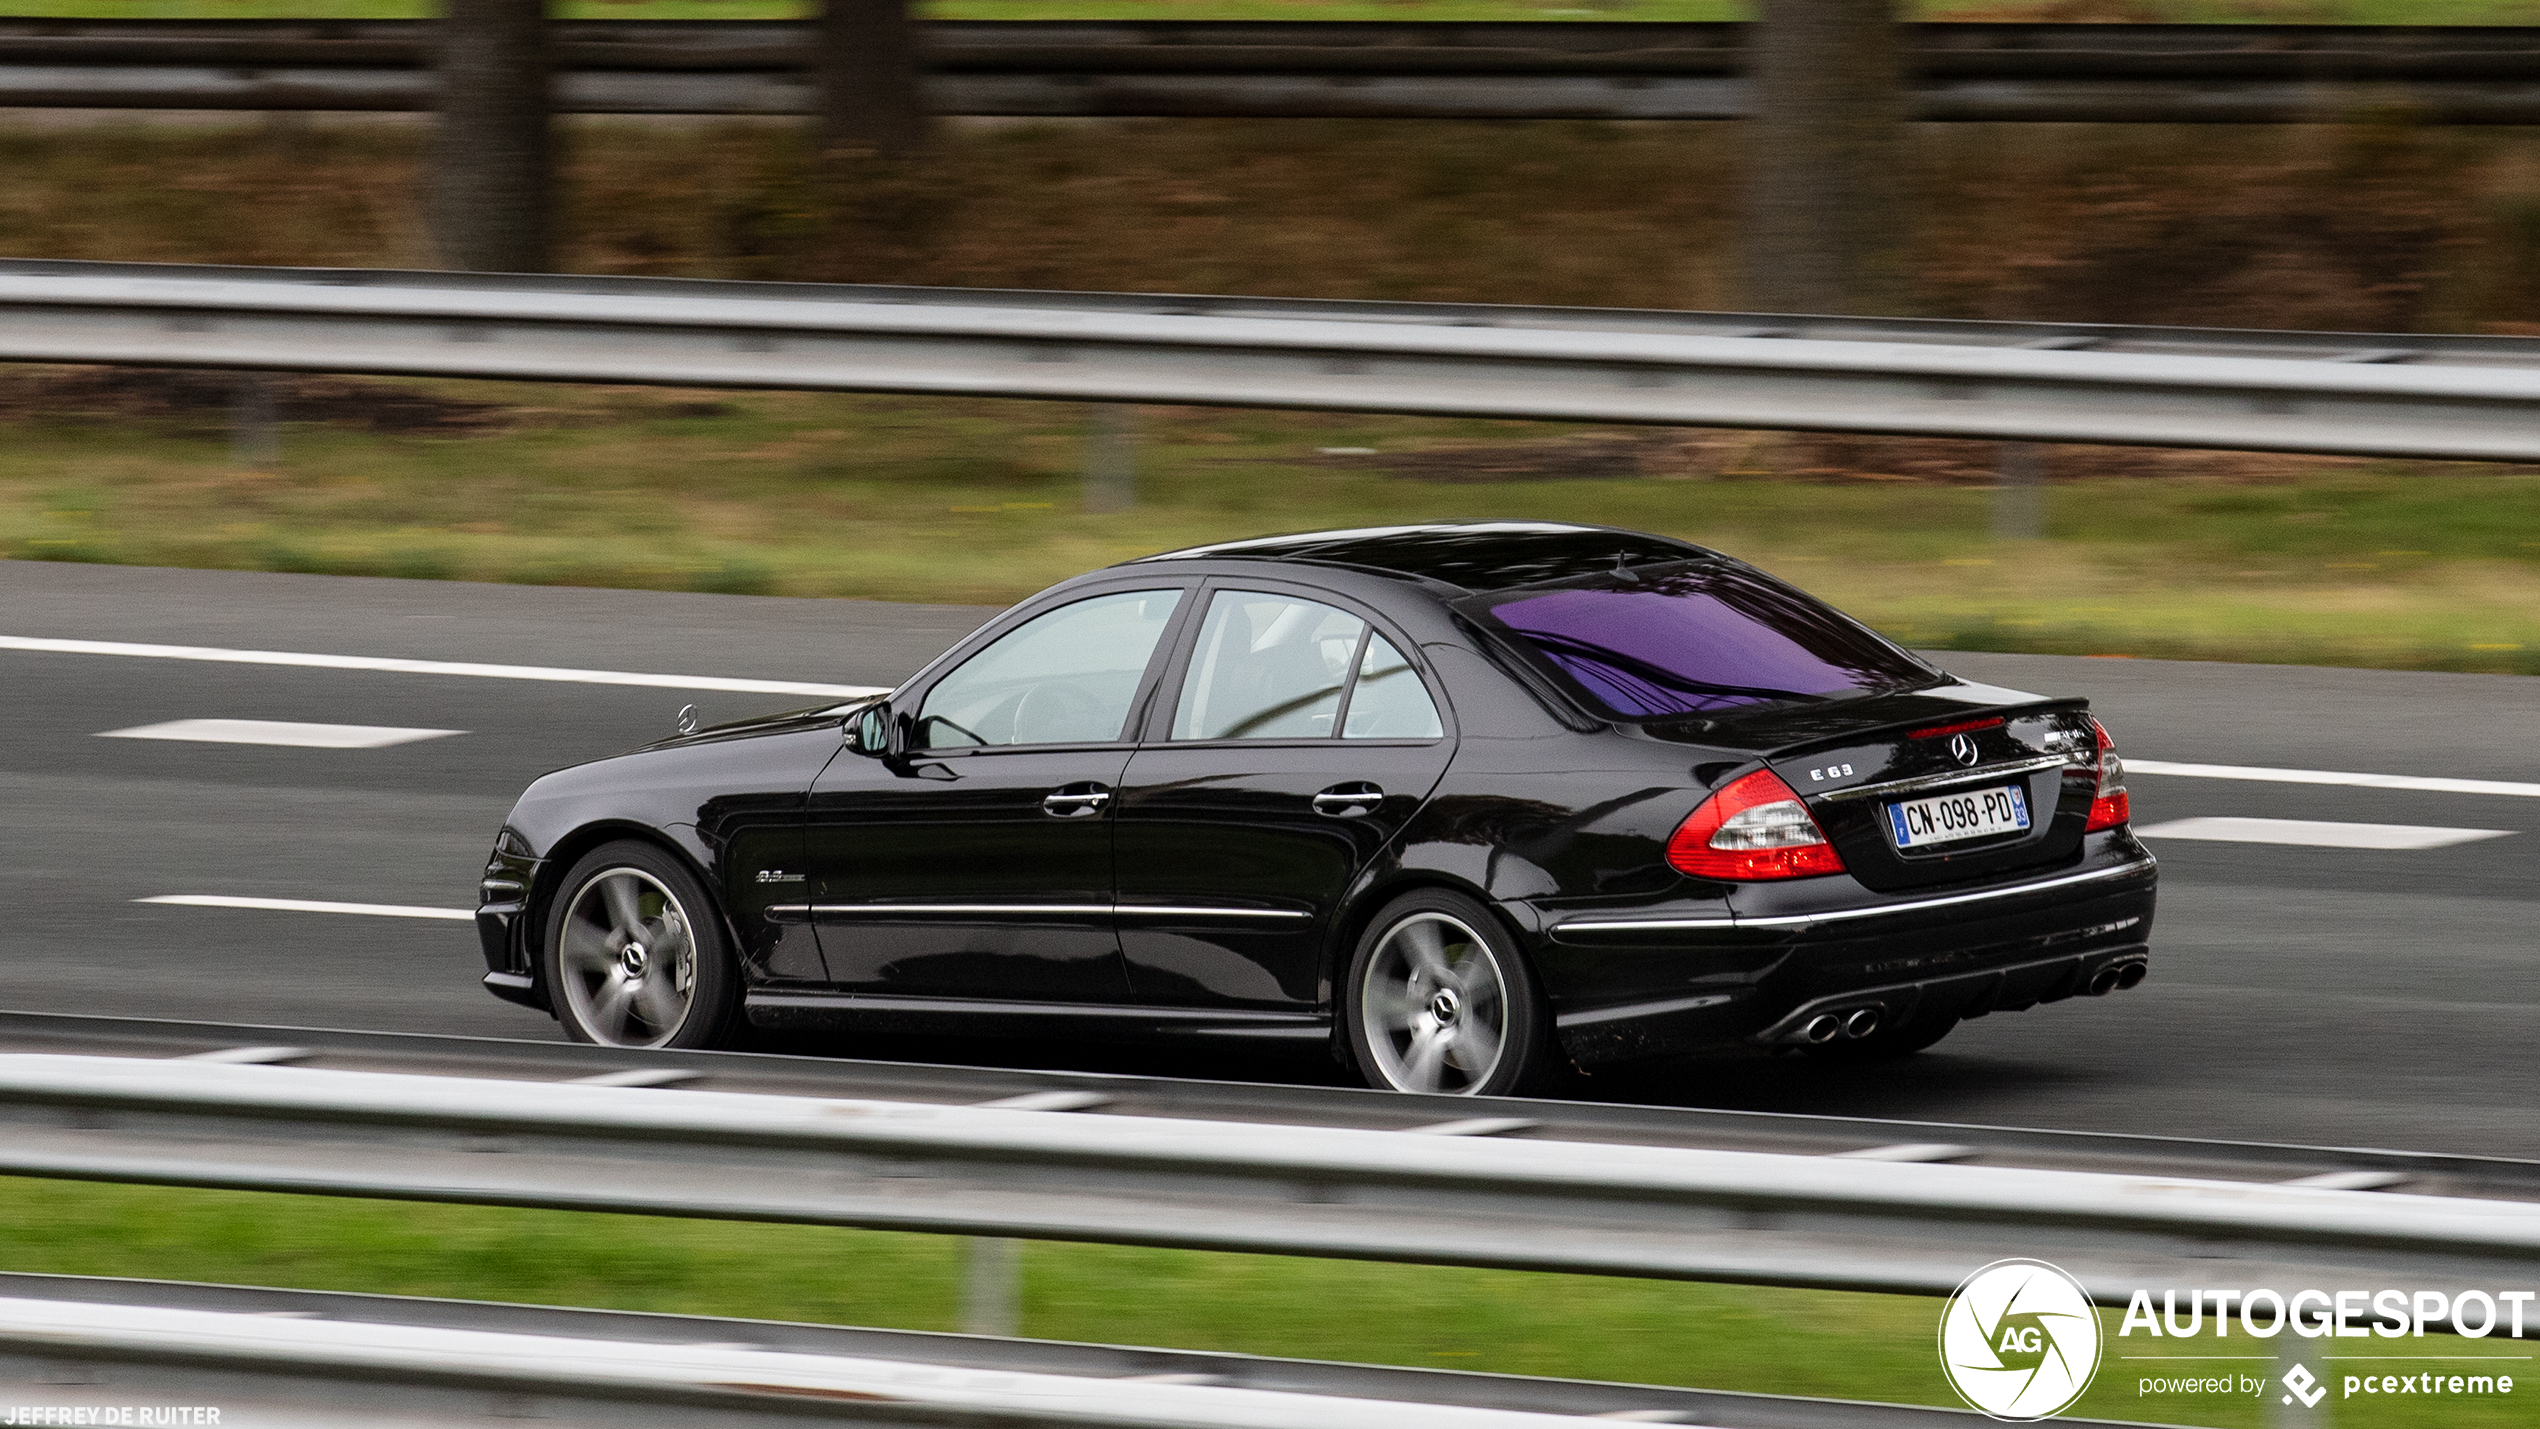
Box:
[959,1236,1021,1336]
[231,372,280,468]
[1990,441,2043,541]
[1084,403,1138,513]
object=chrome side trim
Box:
[1554,858,2156,937]
[802,903,1310,921]
[1116,905,1312,920]
[1817,753,2077,804]
[809,903,1115,917]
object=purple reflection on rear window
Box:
[1486,566,1929,718]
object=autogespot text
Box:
[2122,1287,2528,1404]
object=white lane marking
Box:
[2129,759,2540,799]
[2136,817,2513,850]
[138,895,475,921]
[0,635,884,699]
[99,718,463,749]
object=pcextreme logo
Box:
[1939,1259,2105,1421]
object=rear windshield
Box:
[1477,562,1934,719]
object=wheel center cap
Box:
[1428,988,1461,1025]
[620,942,649,976]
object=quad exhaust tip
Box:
[1802,1008,1882,1043]
[2085,960,2151,996]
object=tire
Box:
[542,839,741,1049]
[1803,1008,1958,1063]
[1342,889,1550,1096]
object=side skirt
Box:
[744,990,1330,1044]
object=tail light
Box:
[2085,717,2130,832]
[1667,769,1847,881]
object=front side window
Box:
[1172,592,1368,740]
[1480,562,1933,719]
[916,589,1183,749]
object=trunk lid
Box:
[1746,686,2099,893]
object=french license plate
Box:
[1886,784,2031,849]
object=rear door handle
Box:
[1042,783,1113,817]
[1312,782,1384,818]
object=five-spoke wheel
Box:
[543,841,737,1049]
[1344,891,1546,1096]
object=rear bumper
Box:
[1537,840,2157,1065]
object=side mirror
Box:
[850,703,893,757]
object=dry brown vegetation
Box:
[5,115,2540,333]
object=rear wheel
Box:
[543,840,740,1049]
[1343,890,1548,1096]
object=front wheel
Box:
[542,840,740,1049]
[1343,890,1549,1096]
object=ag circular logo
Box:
[1938,1259,2104,1421]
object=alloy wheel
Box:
[555,867,698,1048]
[1358,911,1510,1094]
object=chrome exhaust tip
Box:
[1802,1014,1844,1044]
[1841,1007,1881,1040]
[2115,961,2148,990]
[2085,966,2123,996]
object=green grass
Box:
[0,1175,2526,1428]
[7,377,2540,676]
[5,0,2540,24]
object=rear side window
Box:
[1173,592,1365,740]
[1170,592,1444,741]
[1479,563,1931,719]
[1343,634,1443,739]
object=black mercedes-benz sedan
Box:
[476,521,2156,1094]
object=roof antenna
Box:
[1613,550,1642,583]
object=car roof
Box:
[1130,521,1713,594]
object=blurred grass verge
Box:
[1,1175,2527,1428]
[4,371,2539,676]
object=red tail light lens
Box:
[2085,717,2130,832]
[1667,768,1848,881]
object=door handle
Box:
[1042,783,1113,817]
[1312,782,1384,818]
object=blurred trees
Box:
[1745,0,1911,315]
[429,0,552,273]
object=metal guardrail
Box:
[0,1273,2131,1428]
[3,1041,2536,1316]
[6,258,2540,461]
[6,21,2540,123]
[7,1009,2536,1200]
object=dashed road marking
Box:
[137,895,475,921]
[2136,817,2513,851]
[100,718,463,749]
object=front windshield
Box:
[1479,562,1934,719]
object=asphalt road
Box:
[4,561,2534,1157]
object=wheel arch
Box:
[522,820,734,1003]
[1324,869,1540,1017]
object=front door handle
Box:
[1312,782,1384,818]
[1042,782,1113,817]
